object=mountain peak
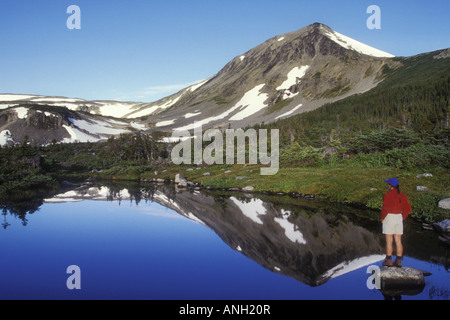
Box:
[137,23,397,131]
[276,23,394,58]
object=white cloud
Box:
[115,80,205,102]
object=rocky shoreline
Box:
[139,173,318,201]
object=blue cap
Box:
[384,178,399,187]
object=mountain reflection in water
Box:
[2,181,449,293]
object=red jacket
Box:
[381,189,411,221]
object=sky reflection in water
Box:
[1,196,448,300]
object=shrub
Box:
[411,191,449,223]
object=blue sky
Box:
[0,0,449,102]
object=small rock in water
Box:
[433,219,450,234]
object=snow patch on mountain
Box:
[68,118,129,135]
[0,130,13,146]
[276,104,303,119]
[188,79,209,92]
[94,102,140,118]
[0,94,36,101]
[62,125,100,143]
[322,255,385,280]
[185,111,201,119]
[31,97,84,103]
[229,84,269,121]
[230,197,267,225]
[14,107,29,119]
[274,209,307,244]
[322,27,395,58]
[0,94,146,120]
[172,84,269,131]
[130,121,147,130]
[127,96,182,119]
[277,66,309,91]
[155,120,175,127]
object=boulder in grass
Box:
[416,173,433,178]
[438,198,450,210]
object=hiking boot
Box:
[382,256,393,267]
[393,257,402,268]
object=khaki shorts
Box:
[383,214,403,235]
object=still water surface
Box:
[1,183,448,300]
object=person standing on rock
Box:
[381,178,412,268]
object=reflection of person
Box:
[381,178,411,268]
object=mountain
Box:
[0,99,147,146]
[141,22,396,131]
[2,23,446,146]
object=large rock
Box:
[380,267,430,296]
[175,174,188,187]
[438,198,450,210]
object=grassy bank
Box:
[90,161,449,223]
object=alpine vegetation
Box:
[170,122,279,175]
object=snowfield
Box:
[274,209,307,244]
[155,120,175,127]
[185,111,201,119]
[230,197,267,225]
[127,96,181,119]
[0,94,36,101]
[321,255,385,280]
[229,84,269,121]
[0,130,13,146]
[275,104,303,119]
[14,107,29,119]
[322,27,395,58]
[68,118,129,135]
[93,102,141,118]
[188,79,209,92]
[276,66,310,91]
[0,94,151,120]
[172,84,270,131]
[62,125,100,143]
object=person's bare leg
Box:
[386,234,393,256]
[394,234,403,257]
[383,235,394,266]
[393,234,403,267]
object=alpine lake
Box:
[1,180,448,300]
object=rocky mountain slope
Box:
[0,102,147,146]
[0,22,415,145]
[143,22,397,131]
